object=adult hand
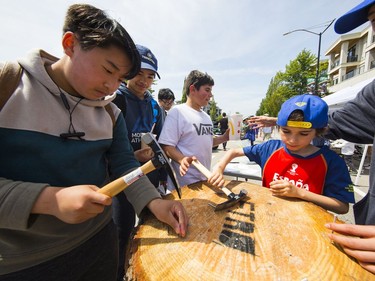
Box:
[147,198,189,237]
[32,185,112,224]
[250,115,277,129]
[326,223,375,274]
[134,147,154,162]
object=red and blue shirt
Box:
[243,140,354,203]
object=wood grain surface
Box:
[126,181,373,281]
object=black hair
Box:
[63,4,140,80]
[158,88,175,100]
[288,110,304,122]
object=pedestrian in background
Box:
[219,112,229,150]
[261,114,273,141]
[244,116,258,146]
[113,44,168,280]
[158,88,175,118]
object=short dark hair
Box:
[158,88,175,100]
[63,4,140,80]
[288,110,304,122]
[183,70,214,96]
[222,112,226,117]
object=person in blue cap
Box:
[112,45,167,281]
[211,94,354,214]
[334,0,375,34]
[251,1,375,273]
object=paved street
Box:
[211,137,370,225]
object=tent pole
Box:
[355,144,369,186]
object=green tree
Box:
[181,76,187,103]
[257,49,319,116]
[283,49,316,95]
[209,98,217,121]
[257,72,291,116]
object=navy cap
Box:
[277,94,328,129]
[136,44,160,79]
[334,0,375,34]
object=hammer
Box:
[98,133,182,199]
[192,160,248,211]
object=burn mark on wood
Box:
[219,230,255,254]
[223,217,254,233]
[217,201,255,255]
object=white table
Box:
[223,157,262,181]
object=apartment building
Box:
[326,23,375,93]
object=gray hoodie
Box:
[0,50,160,274]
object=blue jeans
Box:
[0,221,118,281]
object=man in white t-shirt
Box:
[158,70,229,190]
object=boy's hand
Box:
[147,198,189,237]
[179,156,196,176]
[32,185,112,224]
[223,128,230,141]
[134,147,154,162]
[269,180,299,197]
[208,168,225,187]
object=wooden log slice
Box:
[126,181,373,281]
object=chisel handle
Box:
[192,160,232,196]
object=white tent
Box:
[323,77,374,110]
[323,78,374,186]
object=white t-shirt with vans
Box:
[159,103,213,189]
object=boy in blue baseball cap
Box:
[210,94,354,214]
[247,2,375,273]
[112,44,167,281]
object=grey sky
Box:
[0,0,364,117]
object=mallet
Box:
[192,160,248,211]
[98,133,182,198]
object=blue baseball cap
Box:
[136,44,160,79]
[334,0,375,34]
[277,94,328,129]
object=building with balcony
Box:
[325,24,375,93]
